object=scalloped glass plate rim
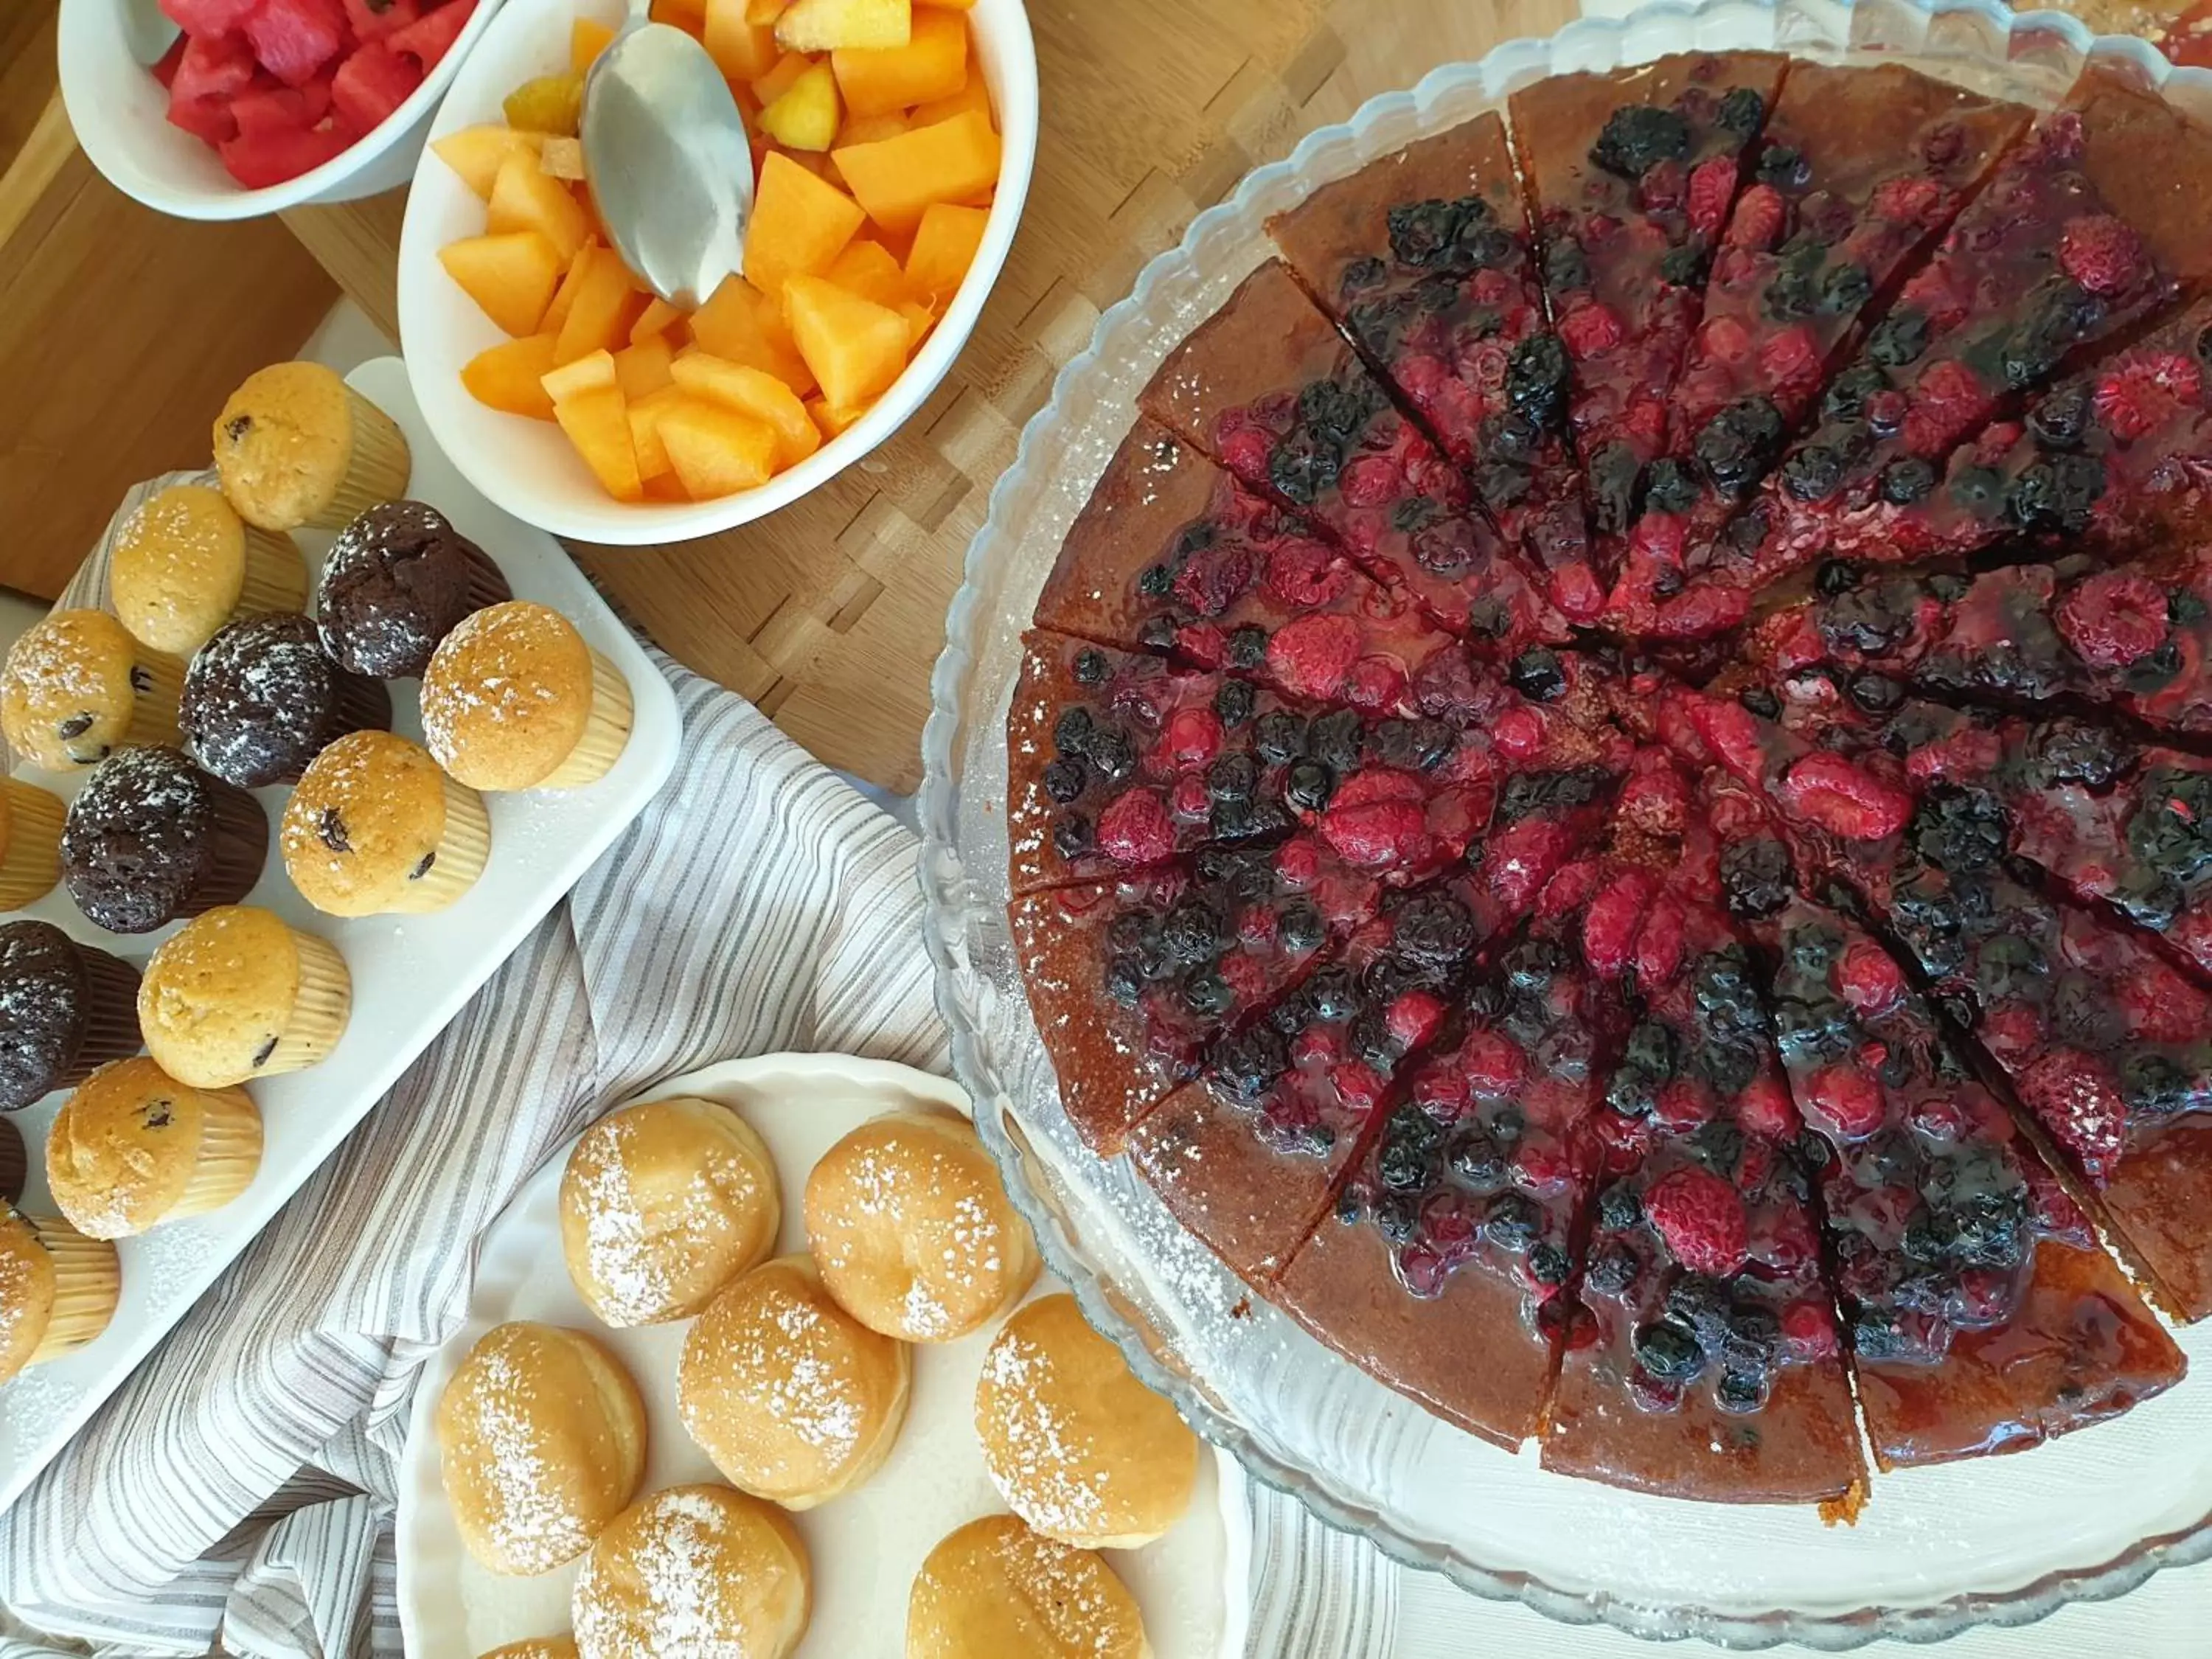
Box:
[919,1,2212,1646]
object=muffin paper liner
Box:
[60,945,147,1089]
[124,650,185,749]
[264,931,351,1077]
[236,527,309,617]
[166,1086,264,1223]
[187,778,271,916]
[0,780,63,909]
[27,1214,119,1361]
[0,1120,24,1207]
[310,392,414,532]
[457,538,515,613]
[388,776,492,914]
[313,673,396,777]
[539,653,635,790]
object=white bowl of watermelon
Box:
[59,0,505,216]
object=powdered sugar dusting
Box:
[571,1486,785,1654]
[447,1333,595,1572]
[978,1324,1112,1536]
[420,604,580,767]
[815,1127,1018,1339]
[0,1213,51,1376]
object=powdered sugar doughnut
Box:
[906,1513,1148,1658]
[571,1485,809,1659]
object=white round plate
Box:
[396,1051,1251,1658]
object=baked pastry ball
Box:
[46,1059,262,1239]
[0,921,142,1110]
[212,361,411,533]
[59,745,268,933]
[560,1096,779,1326]
[282,731,491,917]
[479,1641,576,1659]
[907,1514,1148,1659]
[1,610,182,770]
[181,613,392,789]
[805,1106,1039,1342]
[0,1202,121,1382]
[0,779,64,909]
[677,1254,911,1509]
[316,501,511,680]
[139,905,352,1088]
[436,1321,648,1576]
[975,1294,1200,1549]
[108,482,306,655]
[571,1485,809,1659]
[422,602,633,791]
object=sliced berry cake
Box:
[1267,114,1599,620]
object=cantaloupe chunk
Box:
[541,348,619,403]
[462,334,562,419]
[542,240,598,335]
[831,7,963,116]
[835,111,906,148]
[807,394,869,437]
[538,136,587,181]
[571,16,616,71]
[630,296,686,344]
[658,398,779,497]
[784,273,910,408]
[899,297,935,349]
[487,150,591,261]
[432,125,546,199]
[627,385,685,482]
[692,274,817,392]
[775,0,908,52]
[441,232,563,337]
[902,200,987,305]
[750,51,813,105]
[743,151,866,296]
[831,109,997,232]
[745,0,788,20]
[556,252,650,364]
[916,0,973,9]
[554,384,645,501]
[759,61,841,150]
[703,0,779,79]
[651,0,708,22]
[819,237,908,310]
[668,351,822,467]
[614,335,678,400]
[911,67,990,129]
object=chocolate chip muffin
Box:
[109,483,306,656]
[281,730,490,917]
[59,746,268,934]
[212,362,411,533]
[421,601,634,791]
[0,920,143,1110]
[138,905,351,1089]
[1,610,183,771]
[316,501,511,679]
[181,613,392,789]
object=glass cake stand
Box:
[918,0,2212,1644]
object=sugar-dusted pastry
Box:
[138,905,350,1089]
[479,1641,577,1659]
[181,613,392,789]
[1,610,182,771]
[0,921,141,1111]
[906,1513,1147,1659]
[571,1485,809,1659]
[0,1202,120,1382]
[282,731,491,917]
[46,1058,262,1239]
[59,746,267,934]
[421,602,633,791]
[108,482,306,655]
[316,501,510,679]
[212,362,411,533]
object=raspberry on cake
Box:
[1138,260,1571,652]
[1604,66,2031,636]
[1267,114,1599,620]
[1031,420,1459,713]
[1509,52,1787,599]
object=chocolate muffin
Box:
[60,747,268,935]
[181,613,392,789]
[0,1119,23,1205]
[316,501,510,679]
[0,920,143,1110]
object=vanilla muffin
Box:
[0,922,142,1110]
[109,483,307,655]
[677,1255,911,1509]
[0,778,65,908]
[975,1294,1200,1550]
[138,906,351,1088]
[907,1514,1149,1659]
[437,1321,649,1576]
[212,362,411,533]
[572,1486,809,1659]
[46,1059,262,1239]
[421,602,633,791]
[1,610,182,771]
[481,1641,577,1659]
[282,731,490,917]
[560,1096,779,1326]
[806,1106,1039,1343]
[0,1203,121,1382]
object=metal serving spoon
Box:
[580,0,757,307]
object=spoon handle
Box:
[627,0,652,24]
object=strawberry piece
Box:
[1642,1166,1750,1276]
[1096,790,1175,868]
[1801,1062,1885,1140]
[1778,751,1913,841]
[1836,938,1907,1014]
[1686,155,1737,238]
[1320,796,1431,871]
[2091,352,2205,443]
[244,0,351,87]
[1265,613,1361,700]
[2014,1046,2128,1172]
[1557,302,1624,360]
[1725,182,1787,251]
[2058,212,2146,296]
[2055,569,2171,668]
[388,0,479,71]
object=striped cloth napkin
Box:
[0,502,1395,1654]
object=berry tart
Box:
[1508,52,1787,593]
[1138,260,1571,652]
[1267,114,1599,620]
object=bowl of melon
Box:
[396,0,1036,543]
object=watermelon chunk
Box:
[339,0,422,41]
[151,33,187,89]
[170,29,257,103]
[219,119,354,186]
[167,91,239,147]
[330,41,423,133]
[243,0,349,87]
[388,0,476,71]
[232,74,334,136]
[159,0,262,36]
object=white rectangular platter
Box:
[0,354,681,1512]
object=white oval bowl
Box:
[58,0,509,217]
[397,0,1039,546]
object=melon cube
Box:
[462,333,562,418]
[830,7,963,116]
[899,298,935,349]
[487,149,591,260]
[556,254,650,364]
[389,0,478,70]
[555,384,645,501]
[220,122,353,185]
[831,109,997,232]
[750,51,814,107]
[910,65,990,128]
[169,89,240,148]
[614,335,678,400]
[658,399,779,497]
[160,0,262,34]
[331,41,425,136]
[538,136,586,179]
[834,111,906,150]
[571,16,617,71]
[668,352,821,466]
[775,0,909,52]
[503,71,584,135]
[651,0,708,21]
[703,0,779,79]
[759,61,841,151]
[691,275,816,393]
[903,201,987,303]
[745,0,788,20]
[542,241,598,334]
[807,394,869,437]
[743,151,866,296]
[432,124,546,198]
[630,296,686,345]
[440,231,563,336]
[916,0,973,9]
[627,385,686,482]
[543,348,620,402]
[784,273,910,408]
[170,31,257,105]
[821,237,908,310]
[231,79,333,138]
[245,0,348,88]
